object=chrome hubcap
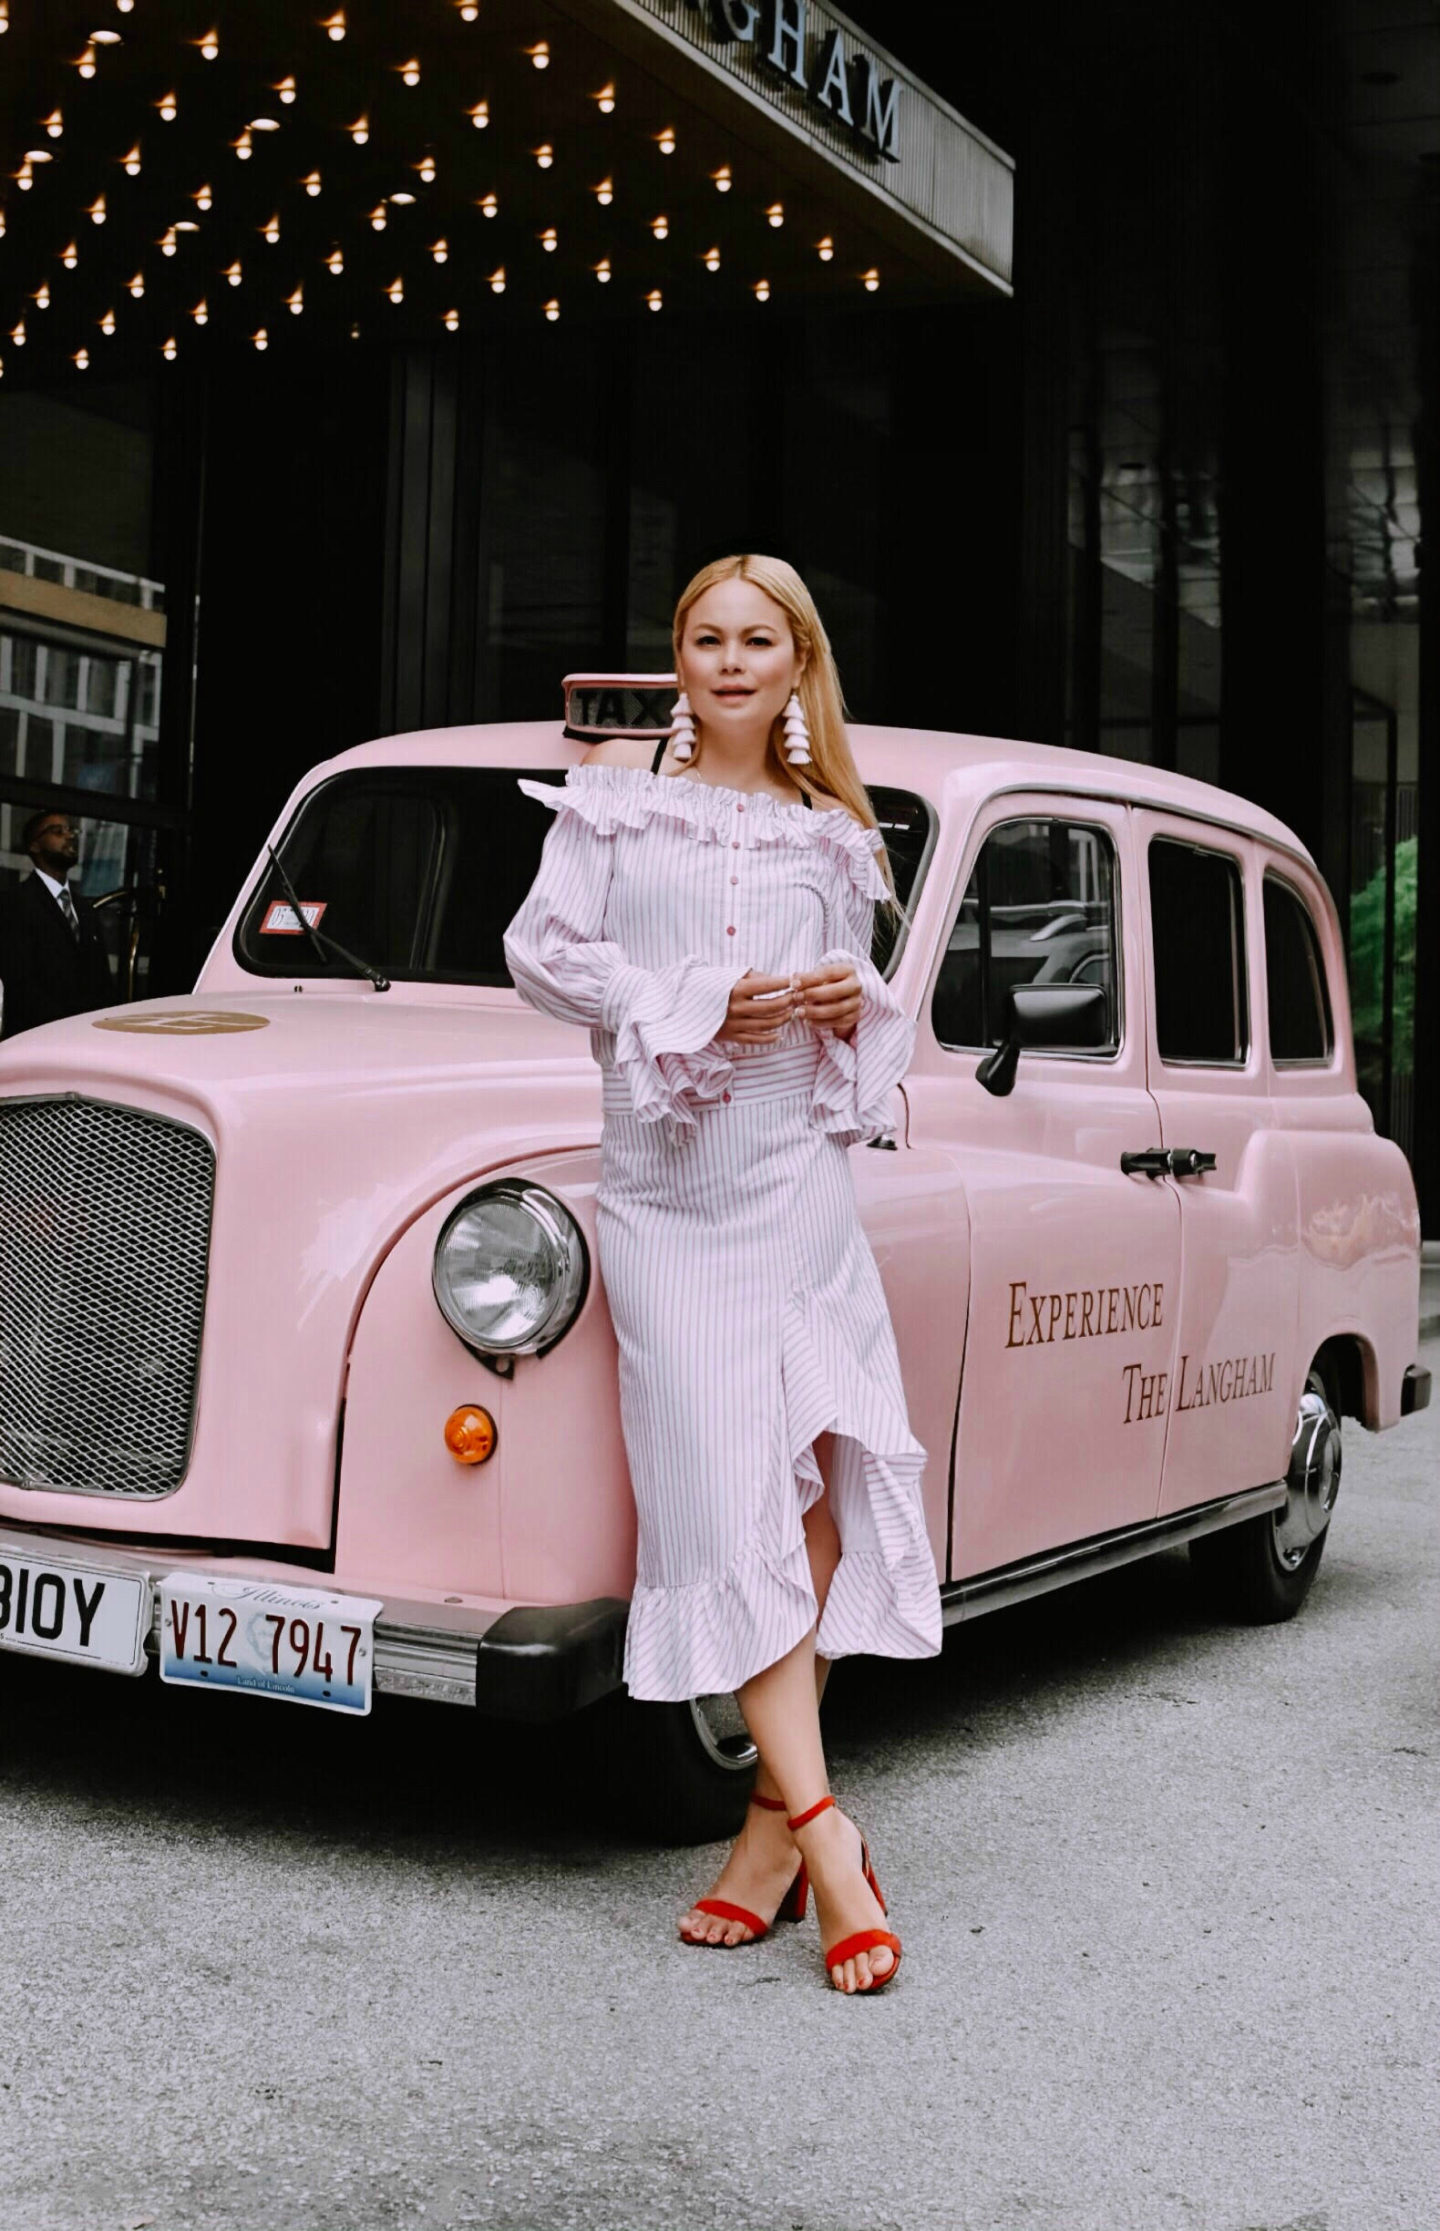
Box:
[687,1692,757,1773]
[1275,1374,1341,1569]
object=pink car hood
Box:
[0,990,599,1548]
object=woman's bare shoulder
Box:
[580,737,655,770]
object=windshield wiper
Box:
[265,844,391,993]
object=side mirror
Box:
[975,983,1109,1097]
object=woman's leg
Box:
[679,1448,838,1947]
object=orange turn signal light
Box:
[444,1405,496,1465]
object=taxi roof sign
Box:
[562,672,676,742]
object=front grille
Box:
[0,1096,214,1498]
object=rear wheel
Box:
[602,1690,757,1844]
[1190,1362,1342,1622]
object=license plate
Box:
[0,1549,150,1674]
[159,1576,383,1715]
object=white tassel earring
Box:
[669,690,696,764]
[782,690,812,767]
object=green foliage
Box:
[1349,835,1416,1058]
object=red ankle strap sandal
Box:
[784,1795,902,1993]
[679,1792,809,1947]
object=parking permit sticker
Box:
[260,900,327,934]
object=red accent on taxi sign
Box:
[260,899,328,935]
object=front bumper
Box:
[0,1527,628,1717]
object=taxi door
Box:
[1133,812,1299,1515]
[904,793,1181,1581]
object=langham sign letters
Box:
[694,0,901,160]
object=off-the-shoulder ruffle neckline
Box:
[566,760,872,830]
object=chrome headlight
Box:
[432,1180,588,1359]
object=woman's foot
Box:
[678,1795,802,1946]
[790,1802,895,1992]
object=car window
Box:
[932,816,1120,1052]
[236,769,931,985]
[1264,875,1332,1064]
[1149,837,1248,1064]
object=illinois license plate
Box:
[0,1548,150,1674]
[158,1576,383,1715]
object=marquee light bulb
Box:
[61,240,79,268]
[712,165,732,192]
[816,236,834,261]
[322,11,346,40]
[287,285,304,315]
[192,300,208,324]
[276,77,297,104]
[250,118,281,134]
[158,92,177,121]
[862,267,880,291]
[262,213,280,242]
[766,203,784,228]
[657,127,676,154]
[162,336,177,360]
[16,161,33,190]
[528,42,550,69]
[389,190,415,205]
[753,278,771,301]
[469,101,490,129]
[252,328,268,351]
[535,144,554,169]
[159,229,176,256]
[349,117,369,145]
[650,214,668,239]
[88,194,107,222]
[303,171,322,196]
[194,184,213,211]
[34,282,50,308]
[544,298,560,320]
[117,0,135,11]
[122,145,142,176]
[92,28,122,42]
[594,84,616,113]
[100,308,115,334]
[176,219,199,233]
[478,191,498,217]
[443,306,460,330]
[128,270,144,296]
[78,48,97,77]
[24,148,52,164]
[0,0,10,25]
[594,177,614,206]
[488,266,505,293]
[703,245,720,271]
[234,131,253,160]
[646,287,662,311]
[199,29,219,61]
[431,238,448,263]
[44,111,63,139]
[223,259,241,285]
[540,225,558,250]
[326,247,343,274]
[10,321,25,345]
[418,155,436,183]
[458,1,479,18]
[370,205,387,229]
[399,58,421,87]
[594,258,611,283]
[74,348,90,369]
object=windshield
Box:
[235,768,933,986]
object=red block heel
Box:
[680,1792,809,1946]
[786,1795,902,1993]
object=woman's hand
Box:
[717,971,798,1045]
[796,960,862,1042]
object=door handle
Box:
[1121,1146,1217,1179]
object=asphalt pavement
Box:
[2,1347,1436,2231]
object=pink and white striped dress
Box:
[503,764,942,1702]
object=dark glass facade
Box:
[0,1,1435,1216]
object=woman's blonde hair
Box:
[671,553,893,891]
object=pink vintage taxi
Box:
[0,678,1429,1838]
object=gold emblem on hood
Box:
[93,1009,271,1034]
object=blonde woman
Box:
[504,556,941,1993]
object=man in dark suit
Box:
[0,810,115,1038]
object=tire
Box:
[1190,1361,1342,1623]
[601,1690,757,1844]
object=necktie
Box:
[57,884,80,939]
